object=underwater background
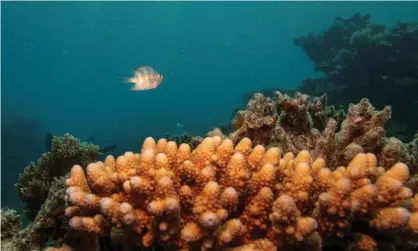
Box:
[2,0,418,222]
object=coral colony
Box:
[2,91,418,251]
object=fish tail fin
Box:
[116,73,132,84]
[124,77,131,83]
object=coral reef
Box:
[2,177,67,251]
[2,90,417,251]
[164,132,203,150]
[294,13,418,140]
[1,134,101,250]
[229,91,417,174]
[15,133,101,220]
[1,208,22,242]
[60,136,418,250]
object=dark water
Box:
[1,1,418,211]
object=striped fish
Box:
[125,66,164,91]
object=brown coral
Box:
[230,93,277,145]
[228,92,418,174]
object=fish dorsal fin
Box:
[136,66,158,76]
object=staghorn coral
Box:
[229,91,418,174]
[62,136,418,250]
[15,133,101,220]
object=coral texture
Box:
[62,136,418,250]
[0,208,22,242]
[2,177,67,251]
[229,91,417,174]
[165,132,203,150]
[15,133,101,220]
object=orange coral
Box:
[64,136,418,250]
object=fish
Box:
[45,133,54,152]
[123,66,164,91]
[100,144,117,153]
[85,136,95,142]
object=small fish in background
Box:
[174,122,185,134]
[44,133,54,152]
[119,66,164,91]
[100,144,117,153]
[84,136,95,142]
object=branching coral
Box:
[61,136,418,250]
[228,91,417,175]
[14,133,101,220]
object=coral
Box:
[348,233,377,251]
[405,132,418,170]
[14,133,101,220]
[1,208,22,242]
[2,177,67,251]
[227,238,277,251]
[294,13,418,140]
[63,136,418,250]
[165,132,203,150]
[230,91,345,147]
[228,91,417,174]
[230,93,278,145]
[206,128,226,139]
